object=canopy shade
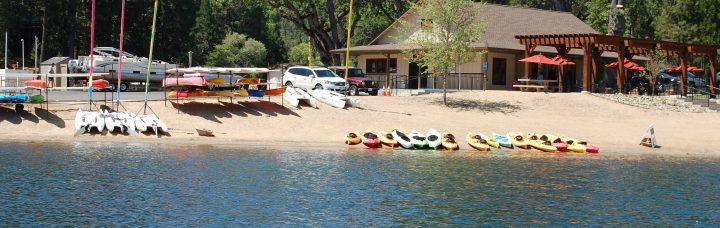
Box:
[605,59,646,71]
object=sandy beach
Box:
[0,91,716,156]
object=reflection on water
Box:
[0,142,718,226]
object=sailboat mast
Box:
[143,0,159,114]
[116,0,126,109]
[88,0,96,111]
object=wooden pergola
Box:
[515,33,720,94]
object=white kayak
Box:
[391,129,413,149]
[136,114,169,137]
[426,128,442,150]
[283,87,301,108]
[74,109,99,135]
[104,110,124,133]
[308,89,346,108]
[89,110,106,133]
[295,88,318,108]
[325,90,360,107]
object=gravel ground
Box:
[593,93,712,113]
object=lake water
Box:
[0,142,718,226]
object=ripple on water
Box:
[0,142,718,226]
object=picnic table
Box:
[514,79,559,92]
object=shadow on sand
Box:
[0,106,66,127]
[430,98,525,114]
[171,100,299,122]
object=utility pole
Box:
[4,32,7,69]
[34,36,38,69]
[188,51,192,67]
[21,39,25,69]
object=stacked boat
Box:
[284,87,359,109]
[345,130,599,153]
[74,109,169,137]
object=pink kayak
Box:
[552,142,569,152]
[163,76,207,87]
[586,145,600,154]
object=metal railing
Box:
[365,73,488,91]
[679,85,715,109]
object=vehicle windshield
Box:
[313,69,338,78]
[345,69,364,77]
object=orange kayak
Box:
[25,80,46,89]
[264,87,286,96]
[237,78,261,85]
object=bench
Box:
[516,79,559,92]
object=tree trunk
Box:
[65,0,77,57]
[443,68,448,106]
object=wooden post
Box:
[524,44,534,79]
[591,48,601,93]
[679,52,688,95]
[582,43,592,92]
[385,54,391,88]
[556,46,568,93]
[615,44,626,93]
[709,52,718,95]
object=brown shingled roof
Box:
[332,3,598,54]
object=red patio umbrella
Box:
[605,59,645,71]
[549,56,575,92]
[519,54,557,65]
[666,66,703,72]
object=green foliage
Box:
[206,32,267,67]
[287,43,322,66]
[400,0,486,105]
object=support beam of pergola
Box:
[516,33,720,94]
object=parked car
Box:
[662,71,706,87]
[283,66,348,91]
[328,66,379,96]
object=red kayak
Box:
[169,90,189,98]
[25,80,46,89]
[552,142,568,152]
[586,145,600,154]
[89,79,110,89]
[362,132,382,149]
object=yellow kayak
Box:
[477,133,500,149]
[207,77,226,85]
[214,90,234,97]
[233,89,249,97]
[378,131,398,148]
[466,133,490,152]
[561,137,587,153]
[441,132,459,151]
[508,132,531,149]
[345,131,362,145]
[530,140,557,152]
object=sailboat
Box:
[134,0,169,137]
[74,0,102,136]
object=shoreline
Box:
[0,91,716,157]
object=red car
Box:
[329,66,379,96]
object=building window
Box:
[366,58,397,74]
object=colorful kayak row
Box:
[345,130,599,153]
[169,87,287,98]
[0,94,45,104]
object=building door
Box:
[409,62,427,89]
[492,58,507,86]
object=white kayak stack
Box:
[307,89,360,109]
[283,87,319,108]
[74,109,168,137]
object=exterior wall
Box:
[374,11,421,45]
[354,50,521,90]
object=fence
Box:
[365,73,488,90]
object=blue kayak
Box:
[0,94,28,103]
[493,133,514,149]
[248,89,265,98]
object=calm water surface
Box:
[0,142,718,226]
